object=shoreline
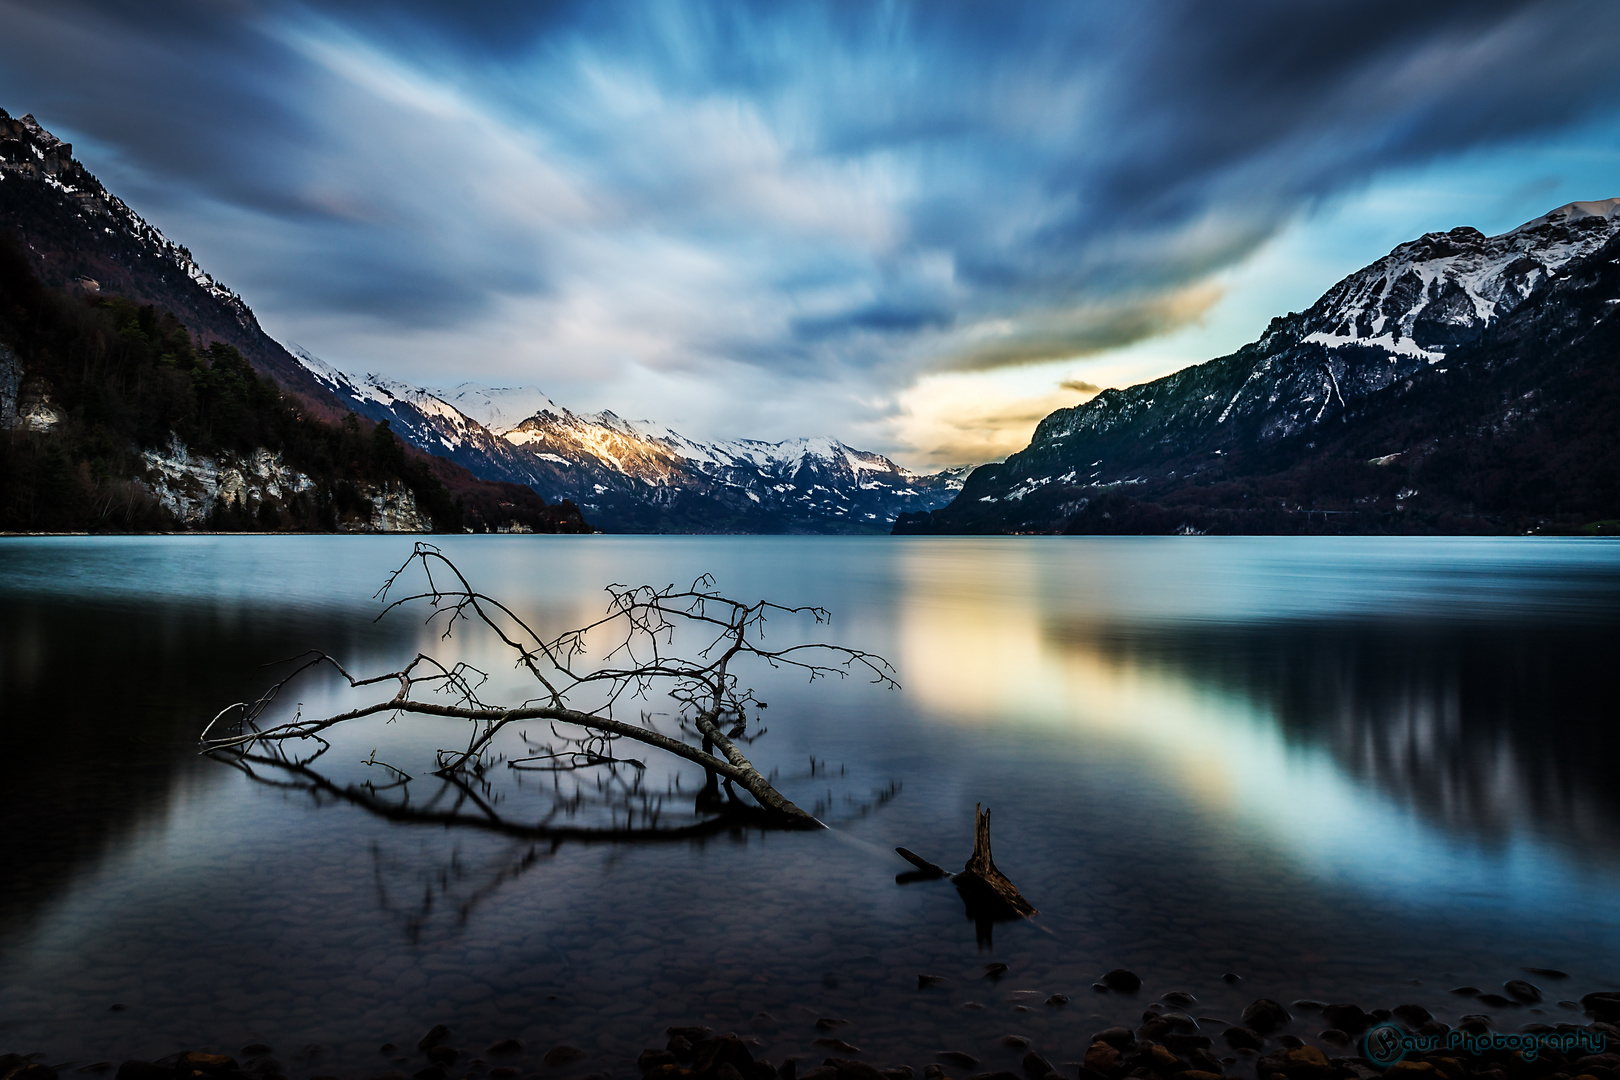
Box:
[6,987,1616,1080]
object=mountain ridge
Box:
[1,108,589,535]
[294,350,967,534]
[916,200,1620,535]
[0,107,351,419]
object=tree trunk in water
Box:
[958,803,1036,917]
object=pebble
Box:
[1504,980,1542,1003]
[1045,995,1068,1007]
[811,1040,861,1055]
[543,1046,585,1067]
[1320,1004,1368,1035]
[1162,992,1196,1008]
[1221,1026,1265,1051]
[1239,999,1290,1034]
[935,1052,978,1069]
[917,977,948,990]
[1392,1004,1432,1027]
[1083,1044,1120,1074]
[1101,970,1141,994]
[639,1050,677,1072]
[1021,1051,1056,1077]
[416,1027,451,1053]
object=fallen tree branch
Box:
[202,543,898,833]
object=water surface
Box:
[2,536,1617,1073]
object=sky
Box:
[2,0,1619,469]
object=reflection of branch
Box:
[219,750,804,841]
[375,839,554,943]
[203,544,898,829]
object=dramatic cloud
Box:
[2,0,1617,461]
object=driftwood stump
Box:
[957,803,1037,917]
[895,803,1036,945]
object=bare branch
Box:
[203,544,898,834]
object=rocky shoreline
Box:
[5,979,1615,1080]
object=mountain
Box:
[294,352,967,534]
[1,107,589,535]
[0,108,350,416]
[916,200,1620,535]
[2,106,959,535]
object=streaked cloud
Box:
[2,0,1618,465]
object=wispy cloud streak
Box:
[1,0,1616,458]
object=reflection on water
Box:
[2,536,1618,1073]
[896,541,1620,905]
[1074,622,1620,856]
[0,587,411,949]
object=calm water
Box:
[2,536,1618,1074]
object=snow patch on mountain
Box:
[286,349,964,532]
[439,383,564,434]
[1296,200,1620,360]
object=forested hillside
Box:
[0,235,589,534]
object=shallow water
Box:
[1,536,1618,1074]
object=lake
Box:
[2,536,1618,1076]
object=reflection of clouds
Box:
[891,549,1620,910]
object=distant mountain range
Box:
[910,199,1620,535]
[1,106,960,534]
[293,350,966,534]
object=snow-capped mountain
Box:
[924,200,1620,534]
[1296,198,1620,360]
[1023,199,1620,457]
[294,351,966,533]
